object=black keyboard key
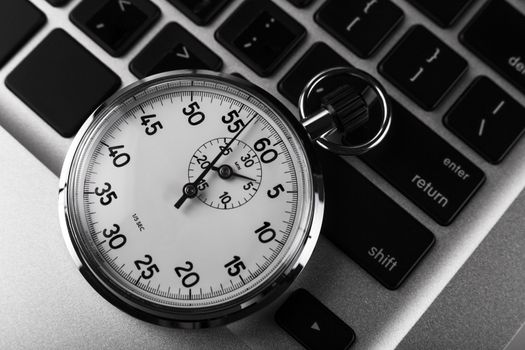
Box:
[275,289,356,350]
[287,0,315,8]
[167,0,231,25]
[319,150,435,289]
[130,22,223,79]
[0,0,46,69]
[315,0,404,58]
[444,77,525,164]
[379,25,468,110]
[45,0,70,6]
[460,0,525,95]
[408,0,475,28]
[360,99,485,225]
[215,0,306,77]
[70,0,160,57]
[278,42,350,104]
[5,29,121,137]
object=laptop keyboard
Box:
[2,0,525,347]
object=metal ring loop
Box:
[298,67,392,155]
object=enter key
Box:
[360,99,485,225]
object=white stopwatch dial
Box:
[59,71,324,327]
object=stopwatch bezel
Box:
[58,70,325,328]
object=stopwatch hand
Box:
[211,165,258,182]
[175,114,258,209]
[230,172,257,182]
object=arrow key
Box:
[130,22,223,79]
[275,289,356,350]
[70,0,160,57]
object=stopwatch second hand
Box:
[174,114,257,209]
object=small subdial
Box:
[188,138,262,209]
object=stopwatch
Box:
[59,69,390,328]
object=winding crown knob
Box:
[321,85,369,135]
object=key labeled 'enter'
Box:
[360,99,485,225]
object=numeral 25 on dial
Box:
[134,254,160,280]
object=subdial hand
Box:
[212,165,258,182]
[175,114,257,209]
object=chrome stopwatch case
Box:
[59,69,390,328]
[59,71,324,328]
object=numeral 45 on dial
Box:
[141,114,163,135]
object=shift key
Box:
[460,0,525,95]
[319,149,435,289]
[360,99,485,225]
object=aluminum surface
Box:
[0,0,524,348]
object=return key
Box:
[360,99,485,225]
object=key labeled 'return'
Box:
[360,100,485,225]
[379,25,468,110]
[445,77,525,164]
